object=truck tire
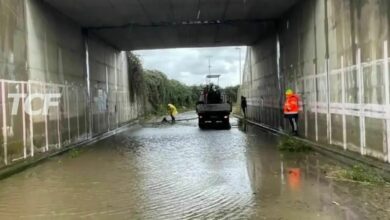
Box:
[198,120,206,129]
[223,117,231,129]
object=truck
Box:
[196,84,232,129]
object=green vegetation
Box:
[224,85,239,103]
[68,148,83,158]
[127,52,145,104]
[127,52,240,116]
[278,136,312,152]
[143,70,200,115]
[278,135,386,185]
[142,73,239,116]
[323,164,386,184]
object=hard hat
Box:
[285,89,293,95]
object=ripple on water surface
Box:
[0,114,388,219]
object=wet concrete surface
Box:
[0,111,389,219]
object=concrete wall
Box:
[88,36,139,135]
[241,0,390,162]
[0,0,143,167]
[241,36,281,129]
[0,0,27,81]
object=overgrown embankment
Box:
[143,70,199,115]
[128,52,239,117]
[127,52,145,105]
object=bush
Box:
[127,52,144,104]
[68,148,83,158]
[223,85,239,104]
[278,136,312,152]
[141,66,239,116]
[143,70,201,115]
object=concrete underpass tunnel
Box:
[0,0,297,166]
[1,0,390,169]
[79,0,390,163]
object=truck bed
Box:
[196,103,232,113]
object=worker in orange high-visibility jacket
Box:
[283,89,300,136]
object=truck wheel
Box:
[224,121,231,130]
[199,120,205,129]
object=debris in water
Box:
[68,148,82,158]
[278,136,312,152]
[322,164,386,184]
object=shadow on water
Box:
[238,118,248,132]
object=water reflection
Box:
[127,124,254,219]
[238,119,247,132]
[244,124,390,220]
[0,113,387,219]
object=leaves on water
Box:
[278,137,312,152]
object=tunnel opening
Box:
[132,46,246,118]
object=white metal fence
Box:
[0,79,137,167]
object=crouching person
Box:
[167,103,178,122]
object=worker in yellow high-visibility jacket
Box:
[167,104,178,122]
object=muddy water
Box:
[0,112,389,219]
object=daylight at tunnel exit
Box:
[1,0,390,219]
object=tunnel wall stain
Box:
[0,0,143,167]
[241,0,390,162]
[87,37,143,135]
[0,0,27,81]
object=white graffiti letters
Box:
[8,93,61,116]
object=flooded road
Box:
[0,112,389,219]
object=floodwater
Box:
[0,112,389,220]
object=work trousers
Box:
[285,114,299,135]
[242,107,246,117]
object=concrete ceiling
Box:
[43,0,300,50]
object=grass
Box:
[322,164,386,184]
[278,136,312,152]
[68,148,83,158]
[278,137,386,185]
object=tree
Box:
[223,85,240,104]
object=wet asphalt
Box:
[0,111,388,220]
